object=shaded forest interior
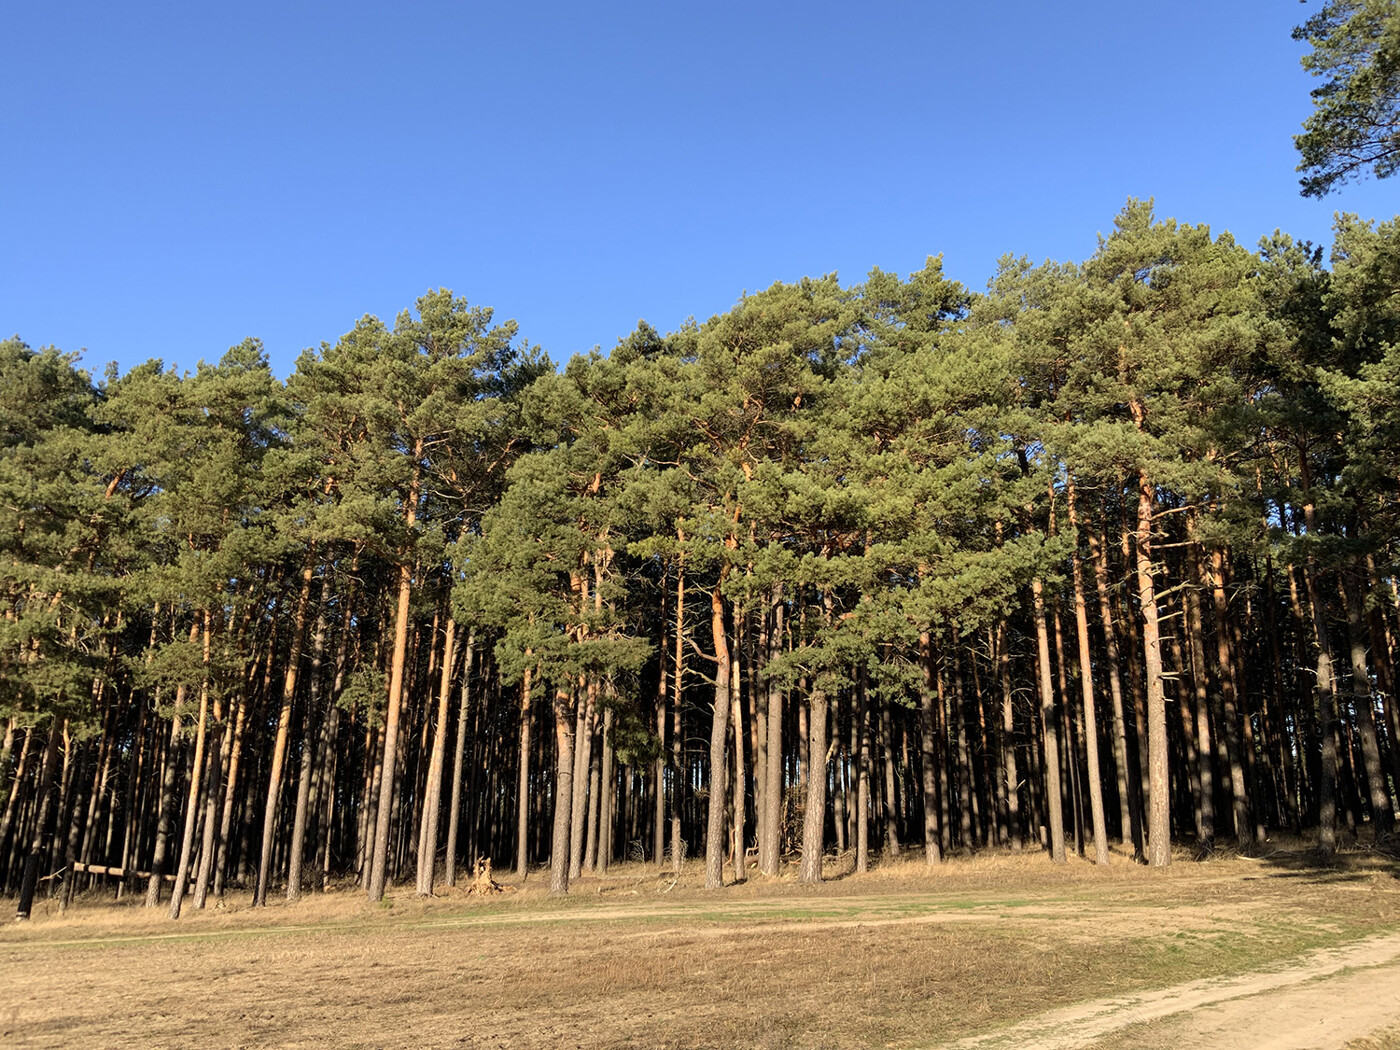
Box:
[4,200,1400,919]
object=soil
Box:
[953,931,1400,1050]
[0,844,1397,1049]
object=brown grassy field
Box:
[2,841,1398,1049]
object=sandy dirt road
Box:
[944,932,1400,1050]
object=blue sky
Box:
[3,1,1394,379]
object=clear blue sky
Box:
[3,1,1394,379]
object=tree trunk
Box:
[1032,578,1067,863]
[704,574,731,890]
[1066,480,1109,865]
[655,583,669,868]
[15,718,62,921]
[583,713,602,873]
[569,676,594,881]
[798,590,833,883]
[1184,542,1217,851]
[599,705,615,872]
[549,681,576,894]
[145,690,188,907]
[1344,568,1394,836]
[1134,467,1171,867]
[1299,473,1339,858]
[443,630,475,885]
[1089,526,1141,857]
[212,686,249,900]
[0,726,35,882]
[169,614,214,919]
[190,706,226,911]
[508,658,529,881]
[730,639,746,880]
[760,583,784,876]
[996,623,1022,851]
[671,552,686,875]
[288,607,329,901]
[881,694,902,856]
[258,560,316,905]
[919,631,942,865]
[415,616,457,895]
[368,454,422,902]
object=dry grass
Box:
[1348,1025,1400,1050]
[2,840,1398,1049]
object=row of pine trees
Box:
[3,201,1399,919]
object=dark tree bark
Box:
[16,717,63,921]
[760,583,784,876]
[919,631,942,865]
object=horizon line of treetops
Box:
[3,198,1399,921]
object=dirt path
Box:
[943,932,1400,1050]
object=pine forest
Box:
[7,200,1400,921]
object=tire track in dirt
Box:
[941,931,1400,1050]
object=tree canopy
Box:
[1294,0,1400,196]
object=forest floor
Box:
[1,840,1398,1048]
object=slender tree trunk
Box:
[881,693,902,857]
[509,659,530,880]
[1299,470,1339,858]
[288,607,329,902]
[599,705,615,872]
[212,687,249,900]
[170,613,214,919]
[191,694,227,911]
[752,604,769,867]
[415,616,457,896]
[798,590,833,883]
[1066,480,1109,864]
[919,631,942,865]
[258,560,316,905]
[569,676,594,880]
[760,583,784,876]
[550,681,576,893]
[1363,556,1400,801]
[146,679,190,907]
[1089,527,1142,856]
[704,573,732,890]
[1032,578,1067,863]
[655,581,669,868]
[443,631,475,885]
[1053,604,1084,857]
[1184,542,1217,852]
[857,661,872,870]
[797,681,829,884]
[15,717,62,921]
[368,455,422,902]
[1120,524,1153,834]
[0,725,34,881]
[730,638,746,880]
[583,714,602,873]
[995,622,1022,851]
[671,552,686,874]
[0,717,14,815]
[1344,568,1394,836]
[1203,548,1251,849]
[1133,466,1171,867]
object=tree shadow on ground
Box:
[1242,834,1400,883]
